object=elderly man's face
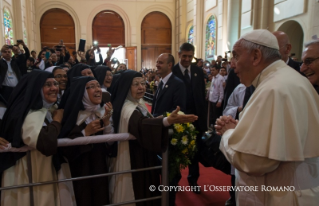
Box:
[232,41,255,86]
[301,44,319,86]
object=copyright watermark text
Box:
[149,185,295,192]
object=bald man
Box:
[273,31,301,73]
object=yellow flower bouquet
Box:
[150,81,155,92]
[165,111,198,181]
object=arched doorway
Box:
[278,20,304,61]
[40,8,75,53]
[92,10,129,68]
[92,10,125,47]
[141,12,172,70]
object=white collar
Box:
[82,88,100,112]
[213,74,220,79]
[3,58,11,62]
[252,60,281,88]
[285,58,289,65]
[179,62,191,74]
[160,72,172,86]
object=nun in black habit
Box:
[94,65,113,92]
[94,65,113,103]
[58,63,97,108]
[109,70,197,206]
[0,70,64,206]
[59,76,113,206]
[66,63,96,88]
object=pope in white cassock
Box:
[215,29,319,206]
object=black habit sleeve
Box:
[36,121,61,156]
[128,110,168,153]
[61,122,93,162]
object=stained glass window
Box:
[23,23,28,45]
[187,25,194,45]
[3,8,14,45]
[205,15,216,60]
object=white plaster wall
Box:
[274,0,319,58]
[203,0,218,59]
[273,0,305,22]
[186,0,193,22]
[185,0,193,42]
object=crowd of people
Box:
[0,28,319,206]
[0,40,197,206]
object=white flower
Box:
[171,138,178,146]
[178,111,185,115]
[189,124,195,131]
[181,136,188,145]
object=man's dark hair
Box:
[166,54,175,66]
[27,57,35,63]
[1,45,11,52]
[179,43,195,53]
[211,66,220,70]
[31,50,36,54]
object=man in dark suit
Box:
[152,53,186,206]
[172,43,207,194]
[0,45,22,102]
[152,53,186,117]
[12,40,30,76]
[223,58,240,110]
[273,31,301,73]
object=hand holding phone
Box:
[45,52,50,60]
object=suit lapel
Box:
[190,65,197,92]
[157,75,173,101]
[173,64,184,80]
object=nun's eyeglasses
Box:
[131,82,146,87]
[54,74,67,79]
[44,82,59,88]
[86,84,101,90]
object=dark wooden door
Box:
[40,9,75,54]
[141,12,172,70]
[126,47,137,70]
[92,11,125,47]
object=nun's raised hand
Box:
[85,119,105,136]
[167,106,198,125]
[103,102,113,126]
[0,137,9,149]
[52,109,64,123]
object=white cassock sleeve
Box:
[220,129,281,176]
